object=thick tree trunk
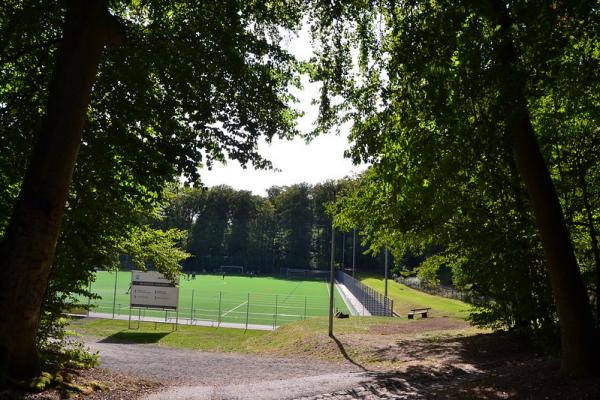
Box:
[487,0,598,374]
[0,0,113,380]
[508,102,597,374]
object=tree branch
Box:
[0,38,61,65]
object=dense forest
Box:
[154,182,387,275]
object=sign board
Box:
[130,270,179,310]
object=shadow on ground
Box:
[331,335,370,371]
[99,331,170,344]
[335,332,600,399]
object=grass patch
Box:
[246,316,479,366]
[71,316,397,353]
[359,275,471,318]
[71,314,480,368]
[70,318,268,353]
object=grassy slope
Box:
[359,276,471,318]
[71,316,396,353]
[70,316,417,363]
[71,313,479,368]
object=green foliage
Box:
[120,225,189,281]
[162,180,381,272]
[312,1,600,332]
[0,0,308,371]
[270,183,313,267]
[27,372,53,391]
[416,255,445,286]
[188,186,235,256]
[10,329,99,393]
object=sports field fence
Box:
[336,271,394,316]
[82,277,345,329]
[395,276,489,305]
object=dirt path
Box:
[85,337,370,399]
[81,325,600,400]
[4,317,597,399]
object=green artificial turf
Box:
[86,271,349,326]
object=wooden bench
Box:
[407,307,431,319]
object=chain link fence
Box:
[336,271,394,316]
[80,272,345,329]
[395,276,489,305]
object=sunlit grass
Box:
[70,318,268,352]
[359,275,472,318]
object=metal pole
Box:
[245,293,250,330]
[112,270,118,319]
[190,289,195,325]
[352,228,356,277]
[87,281,92,310]
[274,294,278,329]
[341,232,345,270]
[384,246,390,316]
[328,223,335,337]
[384,246,389,298]
[304,296,307,320]
[218,291,222,326]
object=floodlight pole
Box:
[307,193,315,269]
[341,232,345,270]
[352,228,356,277]
[328,222,336,337]
[384,246,389,298]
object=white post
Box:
[190,289,195,325]
[112,270,118,319]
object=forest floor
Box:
[1,316,599,399]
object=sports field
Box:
[86,271,349,327]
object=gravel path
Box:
[84,337,372,399]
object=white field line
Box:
[220,300,248,317]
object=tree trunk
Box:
[0,0,115,380]
[487,0,598,374]
[508,101,597,374]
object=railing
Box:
[336,271,394,316]
[396,277,489,305]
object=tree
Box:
[155,185,205,235]
[0,0,303,380]
[270,184,313,268]
[188,186,233,257]
[227,190,257,258]
[309,0,599,374]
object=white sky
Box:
[198,26,366,196]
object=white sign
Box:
[130,271,179,310]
